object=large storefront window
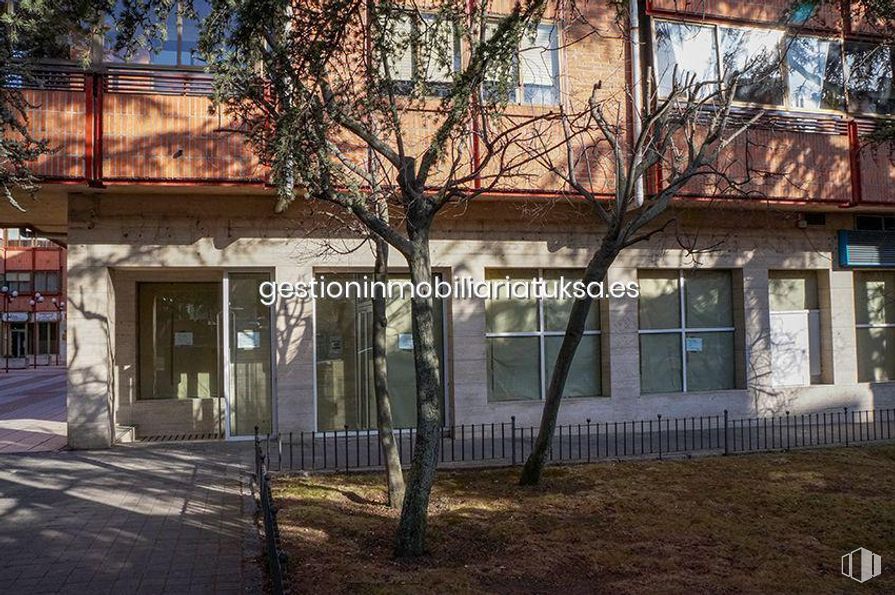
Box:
[638,270,736,394]
[768,271,823,386]
[485,269,601,401]
[854,271,895,382]
[138,283,221,400]
[315,273,446,431]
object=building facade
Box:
[0,228,66,368]
[5,1,895,448]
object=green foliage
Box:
[1,1,114,207]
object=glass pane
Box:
[854,272,895,326]
[640,332,682,393]
[545,335,601,397]
[719,27,784,105]
[315,273,445,431]
[485,269,539,333]
[857,327,895,382]
[845,42,895,115]
[419,14,456,83]
[228,273,273,436]
[520,24,559,105]
[786,36,845,110]
[138,283,221,400]
[768,271,819,311]
[639,270,680,329]
[686,331,736,391]
[487,336,540,401]
[384,13,414,82]
[543,270,600,332]
[685,270,732,328]
[654,21,718,97]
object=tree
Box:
[1,1,109,206]
[518,41,777,484]
[195,0,570,556]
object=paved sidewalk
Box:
[0,442,262,594]
[0,368,66,453]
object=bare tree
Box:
[196,0,571,556]
[518,66,770,484]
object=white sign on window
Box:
[174,332,193,347]
[237,330,261,350]
[685,337,703,352]
[398,333,414,350]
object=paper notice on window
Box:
[174,332,193,347]
[237,330,261,350]
[398,333,414,351]
[685,337,703,352]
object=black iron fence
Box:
[259,407,895,473]
[254,430,286,594]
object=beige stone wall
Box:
[65,191,895,445]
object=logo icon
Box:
[842,547,882,583]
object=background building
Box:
[0,228,66,368]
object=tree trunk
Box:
[372,236,406,509]
[394,228,442,557]
[519,241,619,486]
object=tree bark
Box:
[393,226,443,557]
[372,236,406,509]
[519,241,620,486]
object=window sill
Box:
[638,388,748,399]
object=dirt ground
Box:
[273,444,895,594]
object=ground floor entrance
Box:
[120,272,275,440]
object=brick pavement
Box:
[0,442,262,594]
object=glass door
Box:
[224,272,274,438]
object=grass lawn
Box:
[273,445,895,593]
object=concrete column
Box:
[273,266,315,431]
[829,270,858,384]
[66,245,114,449]
[741,265,772,411]
[606,264,640,400]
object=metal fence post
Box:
[511,416,517,466]
[657,414,662,460]
[723,409,729,456]
[844,407,849,446]
[785,411,791,451]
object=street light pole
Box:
[51,297,64,367]
[29,292,44,369]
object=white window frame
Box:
[484,268,602,401]
[638,269,736,393]
[855,272,895,332]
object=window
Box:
[34,271,60,294]
[485,269,601,401]
[381,12,460,96]
[786,36,845,110]
[315,273,446,431]
[638,270,736,393]
[138,283,221,399]
[856,215,895,231]
[653,19,847,113]
[106,0,210,67]
[768,271,823,386]
[3,272,32,294]
[719,27,784,105]
[844,42,895,115]
[29,322,59,356]
[484,22,561,105]
[654,21,719,98]
[854,271,895,382]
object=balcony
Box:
[21,64,263,186]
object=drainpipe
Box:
[629,0,645,208]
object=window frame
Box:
[854,270,895,384]
[650,17,891,118]
[380,10,462,97]
[637,269,737,394]
[484,268,602,401]
[483,19,562,106]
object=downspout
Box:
[629,0,645,207]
